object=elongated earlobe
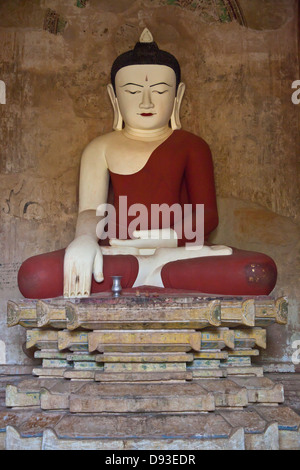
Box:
[107,84,123,131]
[170,82,185,130]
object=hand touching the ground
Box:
[63,235,103,298]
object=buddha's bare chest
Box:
[105,137,167,175]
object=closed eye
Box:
[152,90,169,94]
[125,90,142,94]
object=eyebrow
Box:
[120,83,143,87]
[150,82,172,87]
[119,82,172,88]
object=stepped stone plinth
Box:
[2,291,298,450]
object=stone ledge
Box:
[4,375,285,412]
[2,405,300,450]
[7,295,288,330]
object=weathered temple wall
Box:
[0,0,299,367]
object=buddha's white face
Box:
[115,64,177,130]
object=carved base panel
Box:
[1,402,299,450]
[5,376,284,411]
[23,327,267,380]
[7,295,288,330]
[230,376,284,404]
[96,352,194,363]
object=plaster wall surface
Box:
[0,0,299,366]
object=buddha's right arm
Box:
[63,137,109,297]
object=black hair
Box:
[111,40,181,93]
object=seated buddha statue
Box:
[18,29,277,299]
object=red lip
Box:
[140,113,154,116]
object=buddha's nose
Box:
[139,89,154,109]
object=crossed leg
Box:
[18,245,277,299]
[132,245,233,287]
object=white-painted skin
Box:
[63,64,232,298]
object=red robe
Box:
[110,129,218,244]
[18,130,277,298]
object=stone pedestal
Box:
[2,292,299,450]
